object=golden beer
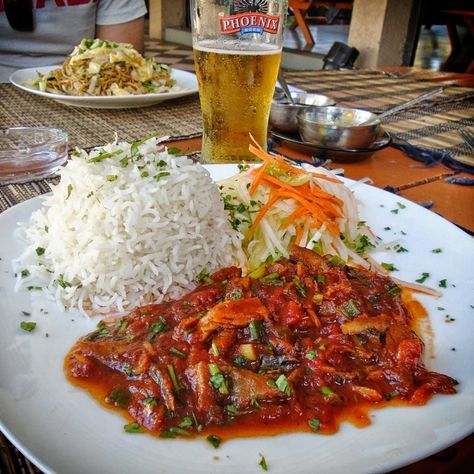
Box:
[194,43,281,163]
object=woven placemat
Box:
[0,84,203,149]
[285,69,474,167]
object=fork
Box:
[460,129,474,153]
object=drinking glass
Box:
[191,0,288,163]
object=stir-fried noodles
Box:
[29,38,177,96]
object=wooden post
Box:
[149,0,187,40]
[348,0,422,67]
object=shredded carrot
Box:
[249,160,269,196]
[246,192,282,240]
[311,172,343,184]
[295,224,304,245]
[282,207,308,229]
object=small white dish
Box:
[10,67,198,109]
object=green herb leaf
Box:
[108,387,131,408]
[154,171,171,181]
[259,453,268,471]
[439,279,448,288]
[178,416,193,428]
[432,248,442,253]
[206,434,221,448]
[142,397,158,406]
[320,386,336,397]
[275,374,291,396]
[327,255,345,267]
[415,272,430,284]
[106,174,118,182]
[21,269,30,278]
[87,149,122,163]
[167,146,181,155]
[20,321,36,332]
[308,418,320,432]
[381,262,398,272]
[66,184,73,200]
[167,364,182,392]
[57,275,72,288]
[209,364,229,394]
[339,299,361,319]
[124,422,143,433]
[168,426,191,436]
[211,342,219,356]
[21,311,31,316]
[169,347,186,359]
[249,320,263,341]
[306,349,317,360]
[35,247,45,256]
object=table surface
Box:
[0,67,473,473]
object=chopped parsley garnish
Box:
[306,349,317,360]
[327,255,345,267]
[167,146,181,155]
[35,247,45,256]
[209,364,229,394]
[20,321,36,332]
[106,174,118,181]
[397,202,406,209]
[439,279,448,288]
[339,299,361,319]
[148,316,168,339]
[124,422,143,433]
[21,311,31,316]
[57,275,72,288]
[275,374,291,396]
[432,248,442,253]
[178,416,193,428]
[65,184,73,200]
[259,454,268,471]
[169,347,186,359]
[394,244,408,253]
[167,364,182,392]
[87,149,122,163]
[206,434,221,448]
[154,171,171,181]
[108,387,131,408]
[196,268,213,284]
[381,262,398,272]
[320,386,336,397]
[85,327,109,341]
[234,356,246,366]
[249,320,263,341]
[415,272,430,284]
[308,418,320,432]
[384,226,391,231]
[142,397,158,406]
[293,277,307,298]
[20,269,30,278]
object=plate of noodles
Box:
[9,39,198,109]
[0,138,473,474]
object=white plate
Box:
[9,66,198,109]
[1,164,473,474]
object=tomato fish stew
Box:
[66,246,456,439]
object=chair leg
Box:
[293,8,315,45]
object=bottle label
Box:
[220,13,280,35]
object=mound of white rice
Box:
[13,136,243,315]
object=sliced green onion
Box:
[206,434,221,448]
[124,422,143,433]
[308,418,320,432]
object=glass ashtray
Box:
[0,127,68,184]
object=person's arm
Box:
[95,16,145,53]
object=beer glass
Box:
[191,0,287,163]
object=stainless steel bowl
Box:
[269,92,335,134]
[297,106,381,149]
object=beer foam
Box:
[194,40,281,55]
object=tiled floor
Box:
[144,24,453,72]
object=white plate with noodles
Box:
[0,162,474,474]
[10,67,198,109]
